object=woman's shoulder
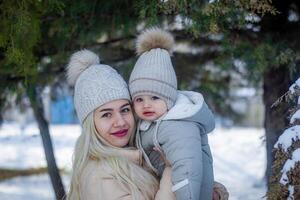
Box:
[82,159,114,179]
[80,159,132,199]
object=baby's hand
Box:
[153,146,171,167]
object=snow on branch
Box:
[268,77,300,199]
[291,110,300,124]
[274,125,300,151]
[279,149,300,185]
[290,78,300,94]
[271,77,300,108]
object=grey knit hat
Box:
[129,28,177,109]
[67,49,130,124]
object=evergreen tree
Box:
[1,0,300,198]
[268,78,300,199]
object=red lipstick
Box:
[111,129,128,137]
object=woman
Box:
[66,49,174,200]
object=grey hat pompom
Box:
[66,49,100,85]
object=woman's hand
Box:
[153,146,171,167]
[155,166,176,200]
[212,181,229,200]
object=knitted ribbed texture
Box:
[129,48,177,109]
[74,64,130,124]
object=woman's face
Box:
[94,99,135,148]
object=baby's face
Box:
[133,95,168,121]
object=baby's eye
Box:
[101,113,112,118]
[151,96,160,100]
[135,97,143,102]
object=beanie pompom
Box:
[136,27,174,55]
[67,49,100,85]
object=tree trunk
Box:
[27,85,66,200]
[263,65,291,186]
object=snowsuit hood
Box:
[140,90,215,134]
[163,90,215,133]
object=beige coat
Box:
[79,149,175,200]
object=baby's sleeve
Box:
[158,121,204,200]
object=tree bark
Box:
[27,85,66,200]
[263,65,291,186]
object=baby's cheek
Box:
[133,105,142,116]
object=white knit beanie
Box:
[66,49,131,124]
[129,28,177,109]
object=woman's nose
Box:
[114,114,126,127]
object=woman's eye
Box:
[102,113,112,118]
[151,96,160,100]
[122,107,131,113]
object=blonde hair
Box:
[67,112,158,200]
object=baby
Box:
[129,28,216,200]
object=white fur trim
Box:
[164,91,204,120]
[136,27,174,55]
[67,49,100,85]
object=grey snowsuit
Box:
[136,91,215,200]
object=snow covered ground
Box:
[0,123,267,200]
